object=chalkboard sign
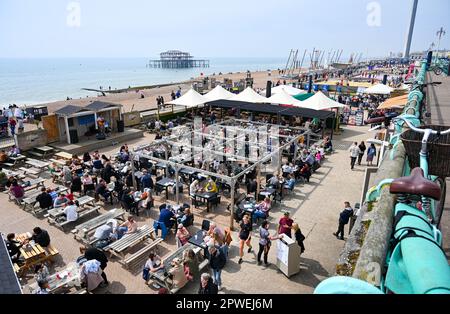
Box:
[355,110,364,126]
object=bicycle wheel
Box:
[432,177,446,229]
[434,67,443,75]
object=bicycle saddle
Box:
[390,167,441,200]
[365,117,385,124]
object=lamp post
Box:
[435,27,446,60]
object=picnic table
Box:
[35,146,54,159]
[22,178,45,191]
[76,195,96,208]
[8,154,27,166]
[24,186,68,214]
[238,200,257,225]
[71,208,125,244]
[45,199,97,221]
[156,177,176,199]
[193,192,219,212]
[13,233,60,276]
[55,152,74,160]
[27,262,82,294]
[25,158,50,170]
[150,244,205,293]
[49,158,67,167]
[2,169,26,180]
[104,225,156,261]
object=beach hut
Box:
[229,87,268,103]
[363,83,394,95]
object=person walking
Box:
[257,220,283,266]
[237,214,253,264]
[348,142,361,170]
[366,143,377,166]
[333,202,354,240]
[207,244,226,290]
[357,141,366,166]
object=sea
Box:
[0,57,287,107]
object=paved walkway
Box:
[0,125,372,294]
[426,72,450,261]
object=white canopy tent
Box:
[204,85,235,101]
[167,88,209,108]
[298,91,345,110]
[267,89,303,106]
[363,83,394,95]
[229,87,268,103]
[271,85,307,96]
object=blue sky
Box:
[0,0,449,58]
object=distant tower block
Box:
[149,50,209,68]
[403,0,419,59]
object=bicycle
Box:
[392,116,449,229]
[316,119,450,294]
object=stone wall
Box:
[16,129,48,151]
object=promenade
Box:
[425,72,450,261]
[0,124,370,294]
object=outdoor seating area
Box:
[1,114,332,295]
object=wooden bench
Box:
[104,225,156,260]
[57,206,101,230]
[2,162,15,168]
[124,238,163,269]
[13,263,21,273]
[47,244,59,258]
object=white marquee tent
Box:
[167,88,209,108]
[271,85,306,96]
[204,85,235,102]
[299,91,345,110]
[229,87,268,103]
[267,88,303,106]
[363,83,394,95]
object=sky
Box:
[0,0,449,59]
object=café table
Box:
[156,177,176,200]
[258,187,276,200]
[238,200,257,224]
[194,192,219,212]
[187,230,208,250]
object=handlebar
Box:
[394,116,450,135]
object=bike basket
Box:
[401,125,450,178]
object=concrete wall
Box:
[16,129,48,151]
